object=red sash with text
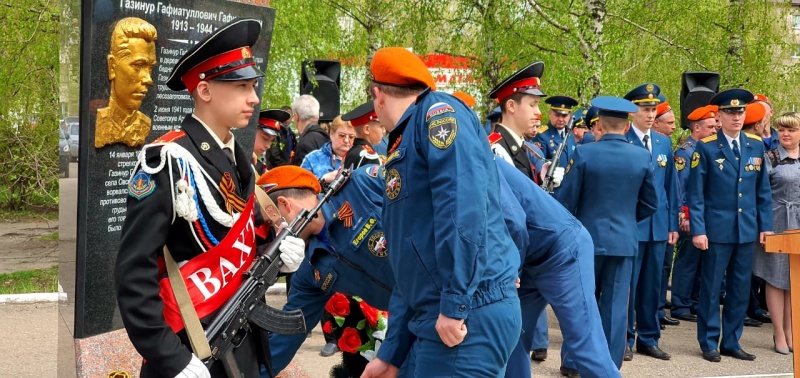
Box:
[159,196,257,333]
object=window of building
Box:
[794,15,800,29]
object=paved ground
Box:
[0,302,58,377]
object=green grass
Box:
[38,231,58,241]
[0,265,58,294]
[0,208,58,222]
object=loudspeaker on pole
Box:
[301,59,341,123]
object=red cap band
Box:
[182,47,256,93]
[350,111,379,127]
[495,77,542,102]
[258,118,281,131]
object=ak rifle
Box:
[541,115,576,194]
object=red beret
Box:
[256,166,320,194]
[370,47,435,90]
[753,93,772,106]
[452,91,476,108]
[656,101,672,118]
[744,102,767,125]
[687,105,718,121]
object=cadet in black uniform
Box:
[341,101,384,169]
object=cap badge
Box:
[731,99,740,106]
[647,94,653,99]
[646,84,654,92]
[241,47,251,59]
[199,73,206,80]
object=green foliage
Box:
[0,0,60,211]
[0,265,59,294]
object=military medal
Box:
[715,158,725,170]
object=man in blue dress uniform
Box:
[361,47,521,378]
[556,96,658,369]
[581,106,599,144]
[533,95,579,169]
[622,83,679,361]
[688,88,773,362]
[670,105,719,322]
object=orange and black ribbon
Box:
[337,201,354,228]
[220,172,245,214]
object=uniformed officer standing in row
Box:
[623,83,679,361]
[581,106,599,144]
[362,47,521,377]
[689,88,773,362]
[534,95,579,169]
[488,61,548,185]
[341,101,384,169]
[669,105,719,322]
[253,109,292,175]
[114,19,305,378]
[556,96,658,369]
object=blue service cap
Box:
[709,88,753,113]
[545,95,579,115]
[583,106,599,128]
[657,94,666,104]
[624,83,661,107]
[487,106,501,122]
[572,108,585,126]
[590,96,637,119]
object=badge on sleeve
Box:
[428,116,458,149]
[128,171,156,200]
[691,152,700,169]
[675,156,686,171]
[426,102,455,121]
[367,231,388,257]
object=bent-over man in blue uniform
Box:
[688,88,773,363]
[623,83,679,361]
[556,96,658,369]
[362,47,521,378]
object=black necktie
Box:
[223,147,236,166]
[732,139,740,160]
[643,135,650,154]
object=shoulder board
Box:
[154,129,186,143]
[487,132,503,145]
[701,134,717,143]
[745,132,762,142]
[537,125,549,134]
[679,141,693,150]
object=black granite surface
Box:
[75,0,275,338]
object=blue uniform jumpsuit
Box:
[625,128,679,349]
[494,161,620,378]
[266,165,395,374]
[688,131,773,353]
[669,137,701,318]
[556,134,658,368]
[377,90,521,377]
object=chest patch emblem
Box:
[367,231,388,258]
[385,168,402,200]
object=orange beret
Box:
[452,91,476,108]
[744,102,767,125]
[753,93,772,106]
[257,166,321,194]
[687,105,718,121]
[656,101,672,118]
[370,47,436,90]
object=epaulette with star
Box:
[153,129,186,143]
[745,132,762,142]
[701,134,718,143]
[487,132,503,145]
[537,125,549,134]
[678,141,693,150]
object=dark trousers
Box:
[657,243,675,318]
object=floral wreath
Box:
[323,293,388,376]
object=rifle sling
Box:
[164,246,212,360]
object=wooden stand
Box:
[765,229,800,376]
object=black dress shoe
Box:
[702,350,721,362]
[743,317,763,327]
[559,366,580,377]
[720,349,756,361]
[660,316,680,326]
[672,313,697,322]
[637,345,671,360]
[750,311,772,324]
[531,348,547,361]
[623,346,633,361]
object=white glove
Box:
[175,354,210,378]
[552,166,565,188]
[279,235,305,273]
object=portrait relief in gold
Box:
[95,17,157,148]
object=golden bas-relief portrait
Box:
[95,17,157,148]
